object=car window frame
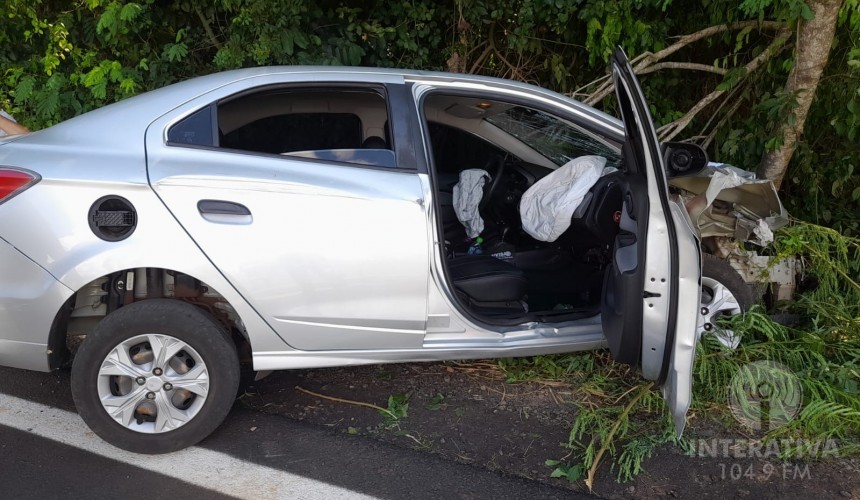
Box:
[408,81,628,332]
[164,82,417,173]
[412,85,624,175]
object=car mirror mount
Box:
[662,142,708,179]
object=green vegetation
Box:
[426,393,448,411]
[1,0,858,232]
[383,393,410,423]
[500,223,860,488]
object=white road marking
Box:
[0,393,374,500]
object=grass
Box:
[497,221,860,489]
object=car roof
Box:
[19,66,622,155]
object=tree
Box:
[757,0,845,189]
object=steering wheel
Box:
[480,155,507,210]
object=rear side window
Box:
[167,105,216,146]
[216,88,395,168]
[221,113,361,154]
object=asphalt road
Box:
[0,367,587,499]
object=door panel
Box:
[602,47,701,435]
[145,84,429,352]
[601,186,649,365]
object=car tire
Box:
[700,254,755,348]
[71,299,239,454]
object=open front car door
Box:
[601,47,702,435]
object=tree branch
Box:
[634,20,785,72]
[702,96,744,150]
[195,7,223,50]
[638,62,728,76]
[658,31,791,142]
[469,44,493,74]
[691,77,749,149]
[571,73,611,98]
[582,20,786,105]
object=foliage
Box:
[498,352,594,382]
[530,222,860,487]
[772,222,860,321]
[1,0,858,232]
[382,393,409,424]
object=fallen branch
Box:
[582,20,786,105]
[638,61,728,76]
[295,385,397,420]
[584,382,654,492]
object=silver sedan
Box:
[0,48,702,453]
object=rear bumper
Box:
[0,237,73,371]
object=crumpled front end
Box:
[670,163,788,246]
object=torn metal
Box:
[671,163,788,246]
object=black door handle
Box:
[197,200,252,224]
[197,200,251,216]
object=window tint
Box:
[167,105,215,146]
[221,113,361,155]
[215,88,395,168]
[486,106,621,168]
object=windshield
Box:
[486,106,621,168]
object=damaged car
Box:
[670,163,789,348]
[1,48,734,453]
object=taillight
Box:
[0,167,40,204]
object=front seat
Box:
[447,255,528,314]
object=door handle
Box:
[197,200,252,224]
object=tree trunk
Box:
[757,0,844,188]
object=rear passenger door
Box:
[146,77,430,351]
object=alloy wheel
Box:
[698,276,743,349]
[96,333,209,433]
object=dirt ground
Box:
[239,361,860,499]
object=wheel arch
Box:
[47,264,287,370]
